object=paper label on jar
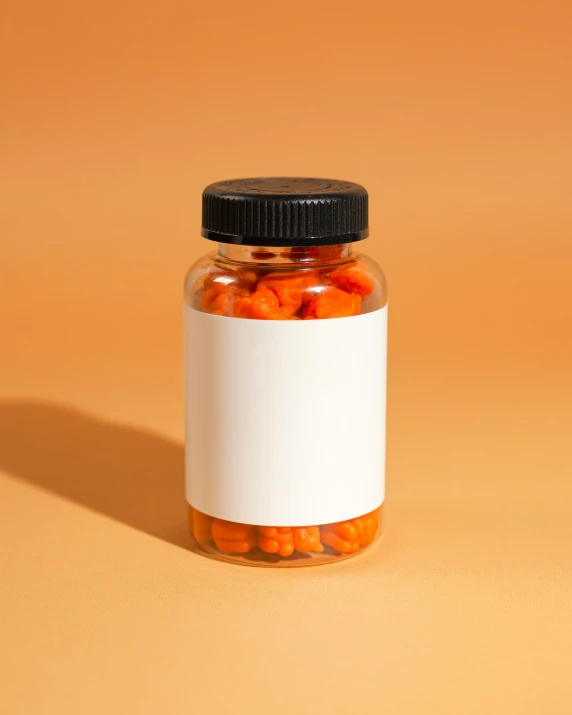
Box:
[185,304,387,526]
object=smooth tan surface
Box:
[1,1,571,713]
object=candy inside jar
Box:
[192,249,377,321]
[185,178,388,567]
[190,507,384,566]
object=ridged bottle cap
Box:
[202,177,368,246]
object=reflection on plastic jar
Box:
[184,178,388,566]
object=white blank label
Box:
[185,305,387,526]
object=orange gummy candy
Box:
[258,526,324,556]
[329,264,374,297]
[201,267,257,315]
[320,520,361,554]
[302,287,361,319]
[352,509,379,547]
[292,526,324,553]
[258,526,295,556]
[212,519,258,553]
[258,270,318,316]
[234,285,292,320]
[200,285,243,316]
[190,507,214,543]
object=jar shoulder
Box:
[184,247,387,314]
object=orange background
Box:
[1,1,571,713]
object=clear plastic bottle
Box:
[184,178,387,566]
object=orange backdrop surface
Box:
[1,1,571,714]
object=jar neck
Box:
[217,243,353,266]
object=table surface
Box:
[1,2,571,713]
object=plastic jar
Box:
[184,178,387,566]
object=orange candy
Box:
[201,267,257,315]
[234,285,278,319]
[199,512,377,557]
[258,526,324,556]
[212,519,258,553]
[198,262,373,321]
[302,287,361,319]
[258,527,295,556]
[320,520,361,554]
[352,510,379,547]
[234,285,295,320]
[190,507,214,543]
[321,510,380,553]
[292,526,324,553]
[329,263,374,297]
[200,286,243,316]
[258,270,318,315]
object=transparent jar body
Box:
[184,242,387,566]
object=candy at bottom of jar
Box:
[189,507,382,563]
